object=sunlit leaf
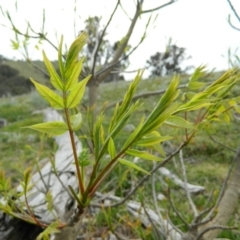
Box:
[65,32,88,72]
[93,114,104,159]
[136,135,172,146]
[58,35,65,79]
[67,75,91,108]
[176,99,213,112]
[100,125,105,144]
[108,138,116,159]
[126,149,162,161]
[65,58,84,91]
[188,66,206,84]
[122,116,144,149]
[24,122,68,136]
[118,158,150,174]
[164,116,195,129]
[42,51,63,91]
[188,81,206,90]
[30,78,64,109]
[140,76,180,135]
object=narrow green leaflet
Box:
[108,138,116,159]
[164,116,195,129]
[65,58,84,91]
[118,158,150,175]
[45,191,54,211]
[188,66,206,84]
[176,99,213,112]
[122,116,144,149]
[100,125,105,144]
[93,114,104,159]
[116,70,143,120]
[67,75,91,108]
[65,32,88,71]
[126,149,162,161]
[30,78,64,109]
[136,135,172,146]
[42,51,63,91]
[24,122,68,136]
[140,76,180,135]
[141,103,179,135]
[70,113,82,131]
[188,81,206,90]
[58,35,65,79]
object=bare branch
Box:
[97,1,142,83]
[226,0,240,31]
[151,162,164,222]
[228,15,240,31]
[105,84,187,110]
[142,201,163,238]
[207,132,236,153]
[227,0,240,22]
[91,0,120,76]
[6,11,58,51]
[142,0,177,14]
[27,59,50,78]
[196,225,236,240]
[179,150,198,217]
[167,188,189,228]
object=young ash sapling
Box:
[1,33,240,239]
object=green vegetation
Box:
[0,61,239,238]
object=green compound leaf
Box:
[118,158,150,175]
[30,78,64,109]
[70,112,82,131]
[42,51,63,91]
[24,122,68,136]
[67,75,91,108]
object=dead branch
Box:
[179,150,198,217]
[91,0,120,76]
[196,225,237,240]
[96,1,142,83]
[167,188,189,228]
[142,0,177,14]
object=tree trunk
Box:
[199,148,240,239]
[88,83,98,107]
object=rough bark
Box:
[88,82,98,108]
[198,148,240,239]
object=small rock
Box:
[0,118,7,128]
